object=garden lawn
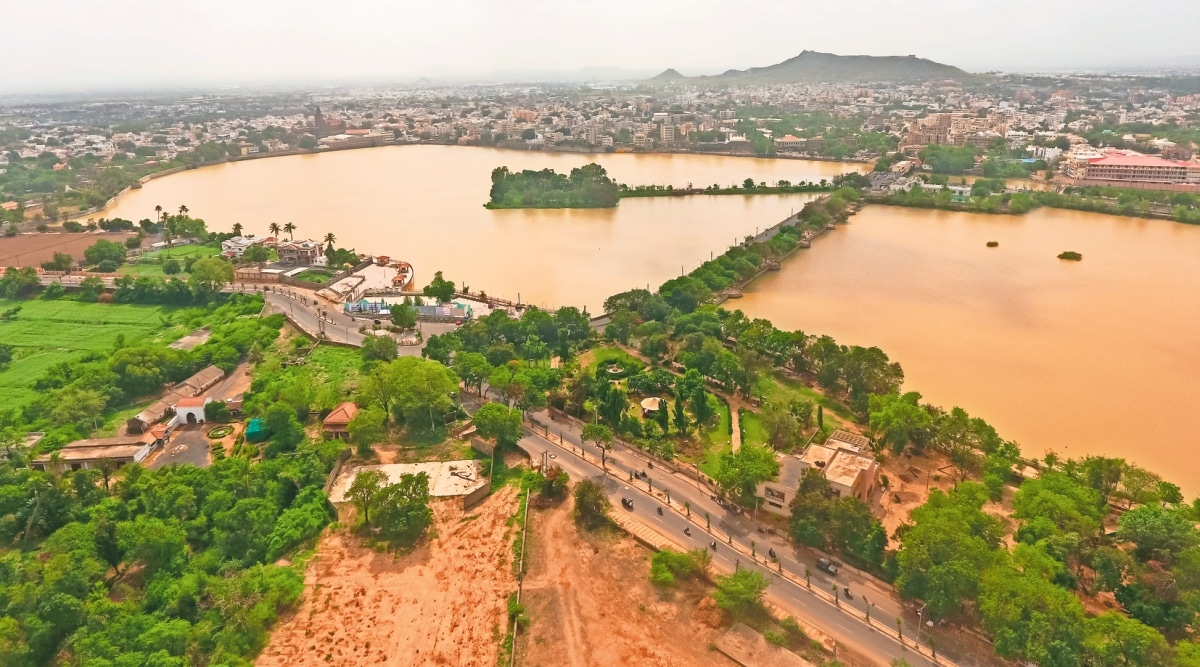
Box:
[694,398,732,478]
[586,345,641,375]
[120,244,221,276]
[0,299,176,406]
[754,372,856,428]
[739,409,768,448]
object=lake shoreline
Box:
[69,142,866,223]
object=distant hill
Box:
[648,50,977,85]
[647,68,686,83]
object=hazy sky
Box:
[6,0,1199,92]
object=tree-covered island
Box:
[486,163,619,208]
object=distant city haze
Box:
[7,0,1200,92]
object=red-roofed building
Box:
[1079,153,1200,185]
[323,402,360,439]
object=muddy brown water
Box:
[98,146,1200,489]
[98,145,859,311]
[737,205,1200,490]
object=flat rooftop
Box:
[329,460,487,502]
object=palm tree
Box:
[283,222,296,240]
[323,232,336,247]
[268,222,281,238]
[178,204,189,217]
[232,222,243,236]
[154,204,163,223]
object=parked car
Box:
[817,557,839,576]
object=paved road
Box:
[234,284,458,352]
[513,422,947,667]
[150,424,212,469]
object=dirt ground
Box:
[257,486,519,667]
[516,495,736,667]
[0,231,136,266]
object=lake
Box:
[736,205,1200,489]
[100,145,859,311]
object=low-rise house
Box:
[32,432,163,473]
[794,430,880,503]
[756,454,807,516]
[221,235,266,258]
[173,396,212,425]
[127,365,224,432]
[323,402,359,439]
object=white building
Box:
[172,396,212,425]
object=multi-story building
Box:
[277,240,323,265]
[1077,153,1200,185]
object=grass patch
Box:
[739,410,768,448]
[586,345,641,375]
[695,399,732,478]
[120,244,221,276]
[293,269,333,284]
[754,373,856,426]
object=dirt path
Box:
[257,487,518,667]
[517,495,735,667]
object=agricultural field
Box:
[0,231,136,266]
[0,298,177,406]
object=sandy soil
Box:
[0,231,136,266]
[257,486,518,667]
[516,495,736,667]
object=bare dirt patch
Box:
[0,232,136,266]
[256,486,519,667]
[516,496,736,667]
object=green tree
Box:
[188,257,234,297]
[83,239,127,267]
[361,334,398,363]
[978,564,1085,666]
[581,423,614,449]
[712,444,779,501]
[423,271,456,303]
[895,483,1004,619]
[390,300,418,330]
[347,470,388,526]
[77,275,105,301]
[473,403,522,448]
[263,401,305,456]
[713,569,770,614]
[573,480,610,530]
[348,405,387,457]
[1116,505,1198,564]
[868,391,931,453]
[390,357,458,428]
[452,352,492,396]
[1083,612,1170,667]
[40,252,74,271]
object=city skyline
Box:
[7,0,1200,93]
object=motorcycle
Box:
[710,541,717,550]
[683,526,691,536]
[656,506,663,516]
[768,548,777,559]
[843,587,854,600]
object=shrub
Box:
[163,259,181,275]
[96,259,119,273]
[1057,251,1083,261]
[763,629,787,646]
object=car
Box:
[817,557,839,576]
[621,497,634,509]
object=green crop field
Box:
[0,299,175,406]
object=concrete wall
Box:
[462,483,491,510]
